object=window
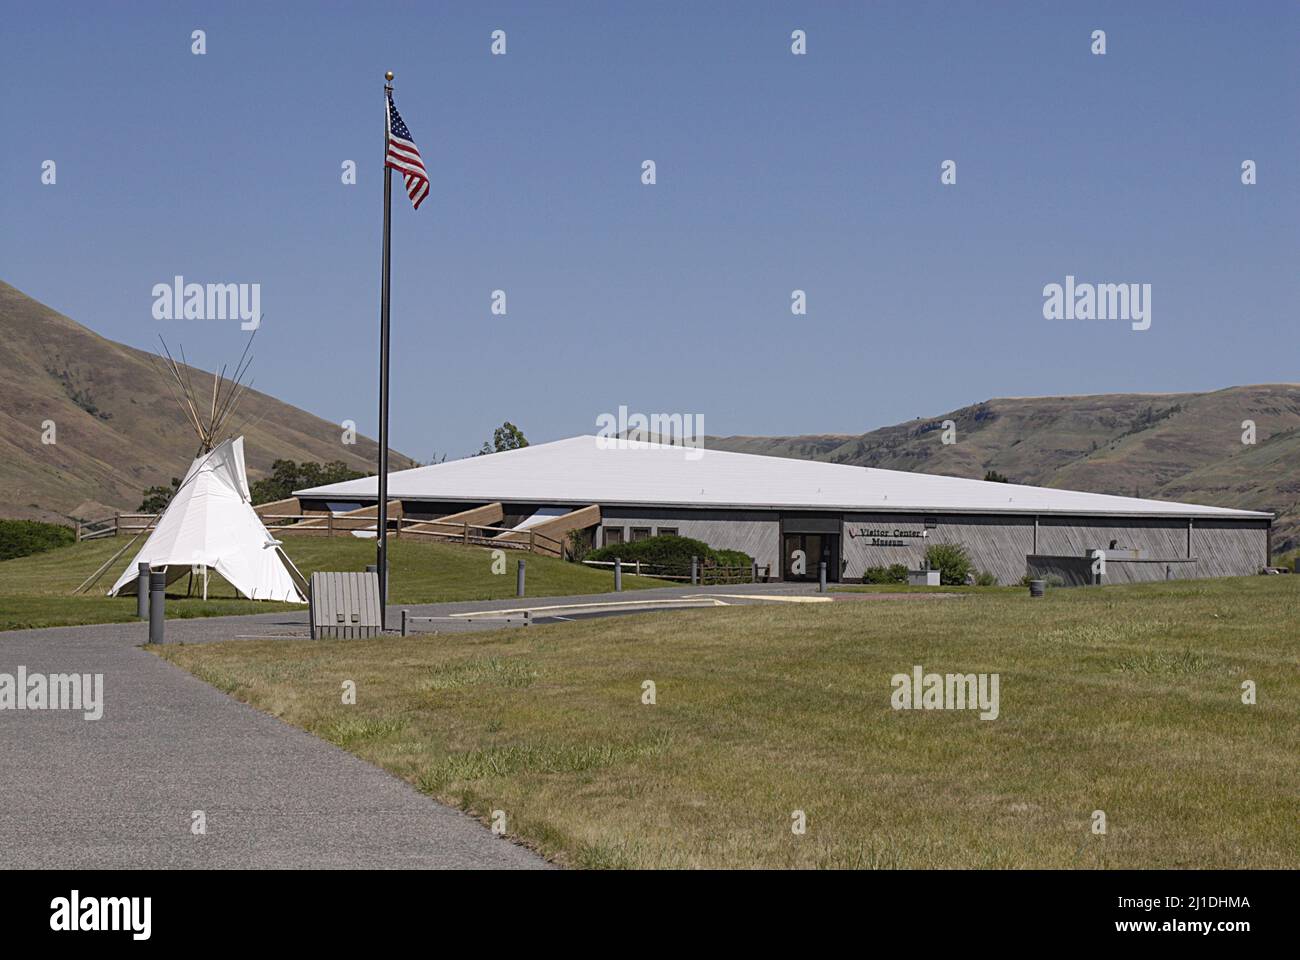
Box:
[924,517,938,529]
[603,526,624,546]
[630,527,652,542]
[657,527,678,537]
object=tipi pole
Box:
[375,69,394,628]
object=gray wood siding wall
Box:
[842,513,1034,585]
[1191,520,1270,576]
[843,513,1267,584]
[1035,517,1189,561]
[599,508,780,570]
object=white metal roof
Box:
[295,435,1271,519]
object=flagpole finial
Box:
[385,71,394,82]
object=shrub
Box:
[567,528,592,563]
[714,548,754,568]
[863,564,908,584]
[974,570,998,587]
[0,520,75,561]
[924,542,973,586]
[586,534,753,571]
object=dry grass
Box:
[157,576,1299,869]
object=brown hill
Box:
[711,386,1300,556]
[0,281,414,524]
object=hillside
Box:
[0,282,414,525]
[711,386,1300,555]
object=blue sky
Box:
[3,1,1297,462]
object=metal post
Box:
[614,557,622,592]
[818,561,827,593]
[517,559,526,598]
[148,569,166,644]
[401,609,408,637]
[691,556,698,586]
[751,560,758,583]
[375,71,395,630]
[136,561,149,619]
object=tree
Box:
[139,477,181,513]
[478,422,528,455]
[248,460,368,505]
[924,542,973,586]
[983,469,1009,483]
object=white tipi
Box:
[88,337,307,603]
[108,436,306,602]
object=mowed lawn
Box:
[0,536,663,631]
[157,576,1298,869]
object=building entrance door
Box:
[782,532,839,581]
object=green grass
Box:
[0,536,666,631]
[156,575,1299,869]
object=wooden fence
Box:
[581,559,771,584]
[76,512,567,559]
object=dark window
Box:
[924,517,938,529]
[657,527,678,537]
[603,526,624,546]
[630,527,652,542]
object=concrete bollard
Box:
[818,561,827,593]
[691,556,698,586]
[614,557,622,592]
[751,560,758,583]
[148,568,166,644]
[517,559,526,598]
[136,561,149,619]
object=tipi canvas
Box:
[108,437,306,602]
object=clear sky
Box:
[3,1,1297,462]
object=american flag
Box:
[385,93,428,210]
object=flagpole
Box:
[376,69,394,628]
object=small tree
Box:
[478,422,528,455]
[924,542,973,586]
[567,528,593,563]
[983,469,1009,483]
[139,477,181,513]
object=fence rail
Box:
[581,558,770,584]
[77,511,567,559]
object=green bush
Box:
[0,520,76,561]
[924,542,973,586]
[974,570,998,587]
[567,528,592,563]
[587,534,752,571]
[863,564,909,584]
[714,548,754,568]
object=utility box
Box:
[908,569,941,586]
[310,571,382,639]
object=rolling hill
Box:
[711,386,1300,556]
[0,282,415,525]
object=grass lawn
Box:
[0,536,666,631]
[156,575,1298,869]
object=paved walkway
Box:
[0,617,550,868]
